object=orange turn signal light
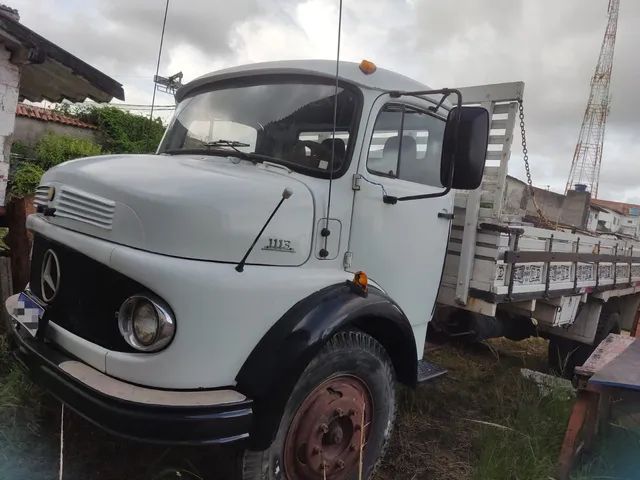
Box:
[353,271,368,291]
[359,59,377,75]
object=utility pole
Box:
[565,0,620,198]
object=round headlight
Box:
[132,301,159,346]
[118,295,175,352]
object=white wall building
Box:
[620,214,640,237]
[588,199,640,238]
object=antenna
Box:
[319,0,343,259]
[235,188,294,272]
[149,0,171,122]
[154,71,183,96]
[565,0,620,198]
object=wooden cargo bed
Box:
[437,81,640,314]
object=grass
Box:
[473,382,572,479]
[376,338,573,480]
[0,334,44,421]
[0,334,61,480]
[2,332,636,479]
[0,227,9,252]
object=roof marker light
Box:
[359,60,377,75]
[353,271,368,292]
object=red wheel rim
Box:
[283,375,373,479]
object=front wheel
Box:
[241,330,397,480]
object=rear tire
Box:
[240,330,396,480]
[548,311,621,378]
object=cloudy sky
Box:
[12,0,640,202]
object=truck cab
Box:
[6,60,488,480]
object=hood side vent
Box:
[34,185,49,207]
[55,187,115,230]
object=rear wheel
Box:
[240,330,396,480]
[548,311,621,378]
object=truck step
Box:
[417,359,448,383]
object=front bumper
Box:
[6,296,253,445]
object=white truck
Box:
[4,60,640,480]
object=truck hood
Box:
[36,154,315,265]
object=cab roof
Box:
[176,60,431,102]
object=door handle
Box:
[438,212,454,220]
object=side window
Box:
[367,107,403,176]
[367,104,445,187]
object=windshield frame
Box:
[158,74,364,180]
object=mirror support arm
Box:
[383,186,451,204]
[382,89,462,205]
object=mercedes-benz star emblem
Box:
[41,249,61,302]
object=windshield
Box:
[159,79,360,174]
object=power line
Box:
[116,108,175,112]
[58,100,176,108]
[111,106,175,111]
[111,103,175,108]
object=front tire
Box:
[241,330,397,480]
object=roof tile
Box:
[16,103,97,130]
[591,198,640,216]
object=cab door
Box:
[348,96,453,353]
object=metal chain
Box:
[518,99,553,227]
[518,100,534,191]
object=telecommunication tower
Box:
[565,0,620,198]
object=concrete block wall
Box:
[561,190,591,228]
[0,46,19,206]
[503,175,590,228]
[14,117,98,147]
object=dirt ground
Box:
[1,337,639,480]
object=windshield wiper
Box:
[163,145,302,171]
[204,139,250,148]
[204,139,254,161]
[163,147,259,163]
[164,147,289,166]
[205,139,260,162]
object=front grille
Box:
[30,234,143,352]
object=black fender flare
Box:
[235,281,418,449]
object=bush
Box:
[9,141,31,158]
[34,133,102,170]
[10,162,44,198]
[70,105,165,154]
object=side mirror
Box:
[440,106,489,190]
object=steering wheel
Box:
[293,140,330,169]
[299,140,327,158]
